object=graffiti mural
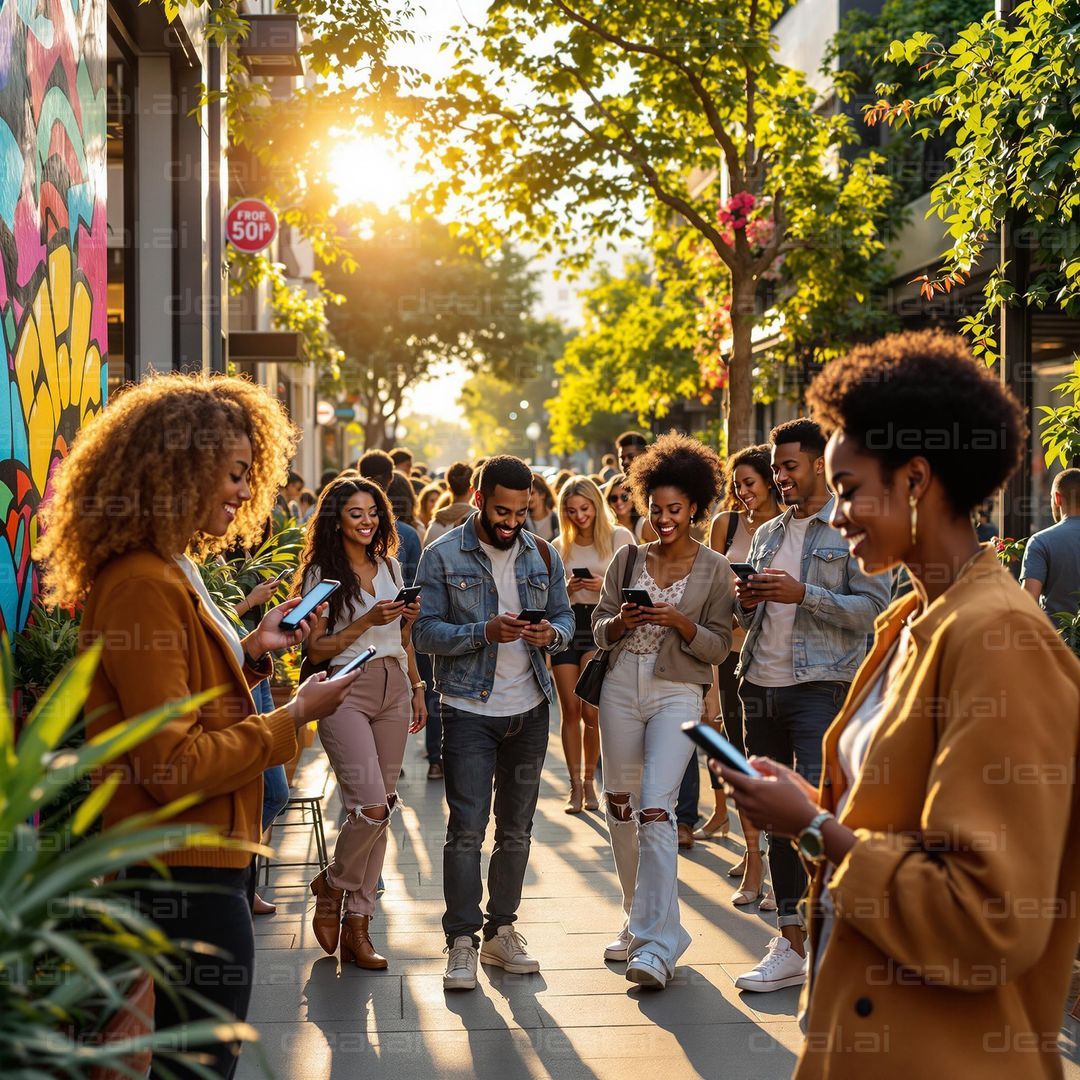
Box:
[0,0,106,635]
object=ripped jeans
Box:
[598,651,702,978]
[317,658,411,916]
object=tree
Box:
[546,259,701,455]
[421,0,892,449]
[321,213,541,448]
[865,0,1080,362]
[459,318,569,459]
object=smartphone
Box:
[571,567,592,579]
[517,608,547,624]
[622,588,655,608]
[729,562,758,583]
[394,586,421,605]
[329,646,377,681]
[681,721,762,777]
[279,579,340,631]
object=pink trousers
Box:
[317,657,411,915]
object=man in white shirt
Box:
[413,456,574,992]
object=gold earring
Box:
[908,494,919,546]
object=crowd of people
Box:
[34,329,1080,1078]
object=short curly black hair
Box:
[805,330,1028,515]
[626,430,724,524]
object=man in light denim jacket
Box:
[413,455,574,993]
[731,419,890,996]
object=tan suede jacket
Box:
[592,542,734,684]
[80,550,298,868]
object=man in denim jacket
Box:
[413,455,574,992]
[731,419,890,995]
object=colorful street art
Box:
[0,0,106,635]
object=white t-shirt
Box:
[175,555,245,669]
[744,514,814,687]
[564,527,635,605]
[442,538,544,716]
[306,560,409,678]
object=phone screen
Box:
[330,645,377,680]
[680,721,761,777]
[280,579,340,630]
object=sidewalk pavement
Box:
[238,715,1080,1079]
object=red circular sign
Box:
[225,199,278,253]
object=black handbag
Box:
[574,545,640,706]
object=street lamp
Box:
[525,421,542,464]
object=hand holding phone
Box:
[394,586,421,606]
[517,608,547,625]
[681,721,761,777]
[329,646,377,681]
[571,567,592,579]
[622,588,655,609]
[729,562,757,584]
[279,580,340,631]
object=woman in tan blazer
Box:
[717,331,1080,1078]
[37,374,360,1079]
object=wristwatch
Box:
[796,811,834,864]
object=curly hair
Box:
[805,330,1028,515]
[37,373,299,606]
[724,444,777,511]
[626,430,724,524]
[295,476,399,629]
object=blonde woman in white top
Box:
[299,477,427,971]
[552,476,635,813]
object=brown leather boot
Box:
[339,914,388,970]
[309,868,345,955]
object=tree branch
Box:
[550,0,745,190]
[553,63,736,269]
[745,0,758,183]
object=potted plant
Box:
[0,638,270,1077]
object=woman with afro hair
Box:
[715,331,1080,1078]
[591,431,735,989]
[38,373,360,1079]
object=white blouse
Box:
[624,564,689,656]
[306,560,409,677]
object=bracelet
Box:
[245,647,270,668]
[411,680,427,692]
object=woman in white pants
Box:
[592,432,734,989]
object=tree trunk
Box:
[726,280,756,454]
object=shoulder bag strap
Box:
[536,537,552,577]
[724,512,739,555]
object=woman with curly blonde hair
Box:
[37,373,361,1080]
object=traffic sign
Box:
[316,400,336,425]
[225,199,278,253]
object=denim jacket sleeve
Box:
[540,542,576,652]
[734,527,768,630]
[412,542,488,656]
[799,554,891,632]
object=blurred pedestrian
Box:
[1021,467,1080,619]
[552,476,634,813]
[525,471,559,541]
[423,461,475,546]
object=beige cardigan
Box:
[591,542,734,684]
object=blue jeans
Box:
[417,652,441,763]
[739,679,848,927]
[252,679,290,831]
[440,700,549,946]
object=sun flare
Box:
[328,135,418,210]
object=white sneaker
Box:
[603,925,633,962]
[734,937,807,993]
[443,936,478,991]
[479,926,540,974]
[626,951,668,990]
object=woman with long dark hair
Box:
[701,446,781,912]
[300,477,427,970]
